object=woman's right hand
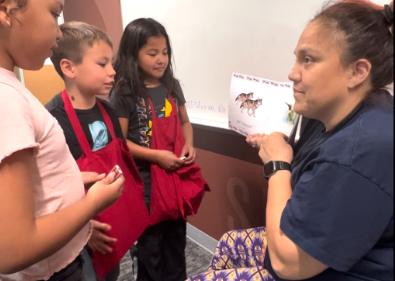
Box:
[155,150,184,171]
[85,172,125,215]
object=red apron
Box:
[62,90,149,279]
[148,96,210,225]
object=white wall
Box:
[120,0,390,128]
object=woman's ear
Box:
[347,59,372,89]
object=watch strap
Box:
[264,161,291,179]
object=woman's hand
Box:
[246,133,266,149]
[180,144,197,165]
[247,132,293,164]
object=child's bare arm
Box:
[178,105,193,147]
[178,105,196,164]
[0,149,124,274]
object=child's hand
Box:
[156,150,184,171]
[180,145,197,165]
[88,220,117,255]
[85,172,125,215]
[81,172,105,189]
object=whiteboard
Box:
[120,0,388,129]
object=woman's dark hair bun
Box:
[381,4,394,27]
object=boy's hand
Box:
[180,145,196,165]
[155,150,184,171]
[85,172,125,215]
[88,220,117,254]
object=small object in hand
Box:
[110,165,123,182]
[180,152,190,160]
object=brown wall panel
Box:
[190,140,268,240]
[23,65,64,105]
[63,0,123,53]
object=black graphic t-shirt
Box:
[45,93,124,160]
[110,82,186,198]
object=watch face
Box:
[264,161,274,177]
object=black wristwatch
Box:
[263,161,292,179]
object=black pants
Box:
[38,255,84,281]
[136,218,187,281]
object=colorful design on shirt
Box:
[164,98,172,117]
[148,120,152,136]
[156,98,172,118]
[136,96,176,147]
[89,121,108,151]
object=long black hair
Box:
[112,18,183,105]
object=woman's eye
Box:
[304,57,313,64]
[52,13,60,19]
[98,63,106,67]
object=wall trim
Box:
[192,123,263,165]
[187,223,218,254]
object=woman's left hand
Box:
[246,133,263,148]
[248,132,293,164]
[180,144,197,165]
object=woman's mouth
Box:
[293,88,305,95]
